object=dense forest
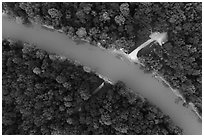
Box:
[2,2,201,135]
[2,39,182,134]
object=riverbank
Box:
[2,39,183,135]
[2,16,202,134]
[3,2,201,117]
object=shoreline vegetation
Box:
[3,3,202,135]
[3,34,184,135]
[3,14,202,134]
[3,13,201,120]
[2,3,201,116]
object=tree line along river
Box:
[2,16,202,135]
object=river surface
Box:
[2,17,202,135]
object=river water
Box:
[2,17,202,135]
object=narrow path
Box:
[2,17,202,135]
